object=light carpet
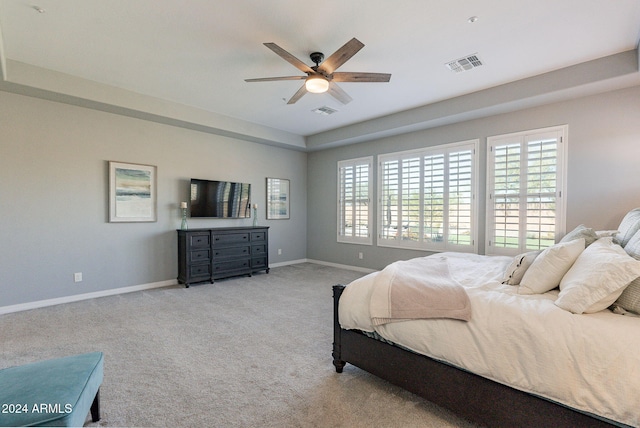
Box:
[1,263,477,427]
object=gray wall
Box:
[307,85,640,270]
[3,84,639,308]
[0,92,307,307]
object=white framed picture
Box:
[109,161,157,222]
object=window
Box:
[486,126,567,255]
[378,140,478,252]
[337,157,373,244]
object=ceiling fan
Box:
[245,38,391,105]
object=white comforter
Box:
[339,252,640,427]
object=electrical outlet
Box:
[358,252,363,260]
[278,248,282,255]
[74,272,83,282]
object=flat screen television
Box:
[190,179,251,218]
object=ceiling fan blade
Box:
[245,76,306,82]
[331,72,391,83]
[328,82,352,105]
[287,84,308,104]
[264,42,315,74]
[318,38,365,74]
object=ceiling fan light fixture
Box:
[305,76,329,93]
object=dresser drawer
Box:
[213,258,251,273]
[252,256,267,269]
[212,233,250,246]
[251,244,266,256]
[188,233,210,248]
[189,249,210,263]
[213,246,250,259]
[189,263,211,278]
[251,231,267,242]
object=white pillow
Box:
[518,239,585,295]
[502,251,540,285]
[556,238,640,314]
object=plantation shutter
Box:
[378,140,478,252]
[487,127,566,255]
[447,149,474,247]
[423,154,445,244]
[400,156,422,242]
[491,142,522,250]
[337,157,372,244]
[380,159,399,240]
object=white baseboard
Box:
[0,260,374,315]
[0,279,177,315]
[269,259,308,268]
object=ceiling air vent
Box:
[312,106,338,116]
[446,54,483,73]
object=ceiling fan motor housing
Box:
[310,52,325,67]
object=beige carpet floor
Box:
[1,263,477,427]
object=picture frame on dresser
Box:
[266,177,289,220]
[108,161,157,222]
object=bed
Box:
[333,213,640,427]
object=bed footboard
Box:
[332,284,619,428]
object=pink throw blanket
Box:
[370,256,471,325]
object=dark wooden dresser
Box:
[177,226,269,287]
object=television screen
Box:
[190,179,251,218]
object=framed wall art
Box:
[266,177,289,220]
[109,161,157,222]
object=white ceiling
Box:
[1,0,639,149]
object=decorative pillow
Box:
[518,239,585,295]
[623,228,640,260]
[616,279,640,314]
[555,238,640,314]
[502,251,541,285]
[559,224,598,247]
[617,230,640,314]
[614,208,640,247]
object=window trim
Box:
[377,140,479,253]
[337,156,373,245]
[485,125,568,256]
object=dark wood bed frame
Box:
[332,285,622,428]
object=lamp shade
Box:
[305,76,329,93]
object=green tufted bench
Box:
[0,352,103,427]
